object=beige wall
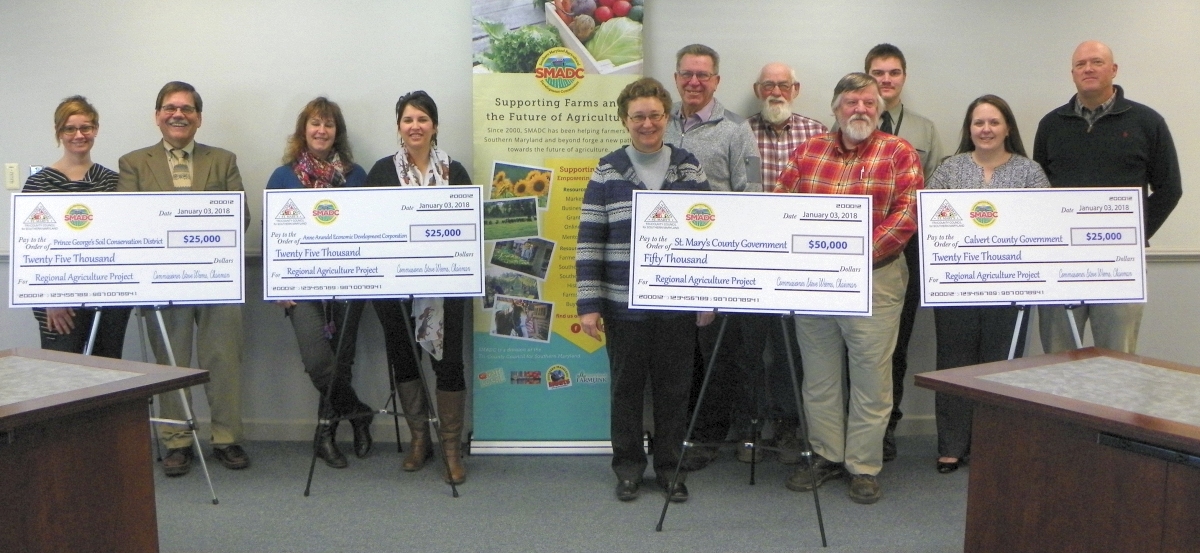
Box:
[1,0,1196,439]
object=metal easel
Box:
[655,310,827,547]
[395,296,461,498]
[78,305,219,504]
[303,299,403,496]
[140,305,220,505]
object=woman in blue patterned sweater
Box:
[575,77,713,503]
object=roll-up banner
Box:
[470,0,644,453]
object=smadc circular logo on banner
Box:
[312,199,339,225]
[535,47,584,94]
[64,204,94,230]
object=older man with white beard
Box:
[772,73,922,504]
[745,62,827,464]
[747,63,828,190]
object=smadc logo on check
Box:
[685,203,715,230]
[64,204,94,230]
[969,200,999,227]
[312,199,340,225]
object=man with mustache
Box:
[118,81,252,476]
[745,62,827,464]
[664,44,763,471]
[1035,41,1181,354]
[774,73,922,504]
[864,43,944,463]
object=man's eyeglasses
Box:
[627,112,666,124]
[159,105,197,115]
[757,81,795,93]
[676,71,716,83]
[60,125,97,136]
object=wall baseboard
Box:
[180,415,939,443]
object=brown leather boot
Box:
[436,389,467,484]
[397,380,432,471]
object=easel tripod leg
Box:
[83,309,102,356]
[152,307,219,505]
[1065,306,1084,350]
[1008,306,1029,361]
[656,312,727,531]
[781,314,828,547]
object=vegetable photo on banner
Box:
[546,0,643,66]
[476,19,563,73]
[584,16,641,66]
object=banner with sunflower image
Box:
[470,0,644,451]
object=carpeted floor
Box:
[156,435,967,552]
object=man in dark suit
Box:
[118,81,250,476]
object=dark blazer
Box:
[117,141,251,224]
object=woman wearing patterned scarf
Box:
[267,97,374,468]
[365,90,472,484]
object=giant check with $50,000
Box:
[629,190,873,316]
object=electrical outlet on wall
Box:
[5,163,19,190]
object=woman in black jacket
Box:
[365,91,471,484]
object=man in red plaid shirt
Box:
[774,72,922,505]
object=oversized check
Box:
[629,190,873,315]
[9,192,245,307]
[263,186,484,300]
[917,187,1146,307]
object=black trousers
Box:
[38,306,132,359]
[889,238,921,427]
[374,297,467,392]
[606,315,695,482]
[286,300,371,417]
[689,313,770,442]
[933,305,1027,458]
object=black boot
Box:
[350,412,374,458]
[315,421,348,469]
[332,364,374,459]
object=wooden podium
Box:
[0,348,206,553]
[916,347,1200,553]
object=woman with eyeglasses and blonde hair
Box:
[23,95,131,358]
[365,90,472,484]
[267,97,375,468]
[576,77,713,503]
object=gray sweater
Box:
[665,98,760,192]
